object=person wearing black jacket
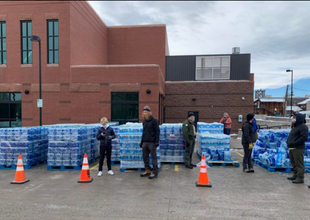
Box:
[242,113,256,173]
[96,117,115,177]
[139,106,160,179]
[286,113,308,184]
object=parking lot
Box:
[1,140,309,220]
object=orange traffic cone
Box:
[78,153,93,183]
[11,154,29,184]
[195,155,212,187]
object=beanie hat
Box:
[246,113,254,121]
[143,106,151,112]
[188,112,195,118]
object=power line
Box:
[294,87,310,92]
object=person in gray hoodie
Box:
[286,113,309,184]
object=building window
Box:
[111,93,139,125]
[0,21,7,65]
[47,20,59,64]
[196,56,230,80]
[21,21,32,64]
[0,93,22,128]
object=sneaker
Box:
[98,171,103,177]
[148,173,158,179]
[140,170,151,177]
[249,168,254,173]
[190,163,197,167]
[243,169,250,173]
[108,170,114,175]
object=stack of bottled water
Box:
[47,126,91,167]
[197,122,224,134]
[252,129,310,168]
[0,127,48,168]
[119,123,161,169]
[111,125,120,162]
[85,124,101,162]
[159,124,185,162]
[197,132,232,161]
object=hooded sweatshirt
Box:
[286,114,309,150]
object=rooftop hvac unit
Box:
[232,47,240,54]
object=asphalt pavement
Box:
[0,140,309,220]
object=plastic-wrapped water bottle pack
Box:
[159,124,185,162]
[252,129,310,168]
[197,131,232,161]
[119,123,160,169]
[111,125,120,162]
[197,122,224,134]
[47,125,91,167]
[0,127,48,167]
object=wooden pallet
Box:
[0,161,45,170]
[120,167,144,172]
[253,159,293,173]
[47,165,81,171]
[206,160,240,168]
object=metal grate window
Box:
[196,56,230,80]
[21,21,32,64]
[0,21,6,65]
[47,20,59,64]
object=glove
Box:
[249,143,254,149]
[140,142,143,148]
[155,143,159,147]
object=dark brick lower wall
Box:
[164,81,254,133]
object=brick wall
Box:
[108,25,167,78]
[164,81,254,133]
[69,1,108,65]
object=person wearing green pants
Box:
[286,113,308,184]
[182,112,196,169]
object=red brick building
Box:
[0,1,253,132]
[0,1,167,127]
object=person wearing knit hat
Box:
[182,112,197,169]
[241,113,256,173]
[140,106,160,179]
[286,113,308,184]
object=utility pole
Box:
[283,85,289,117]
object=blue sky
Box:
[88,1,310,98]
[265,78,310,98]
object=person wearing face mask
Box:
[242,113,256,173]
[286,113,308,184]
[140,106,160,179]
[182,112,197,169]
[96,117,116,177]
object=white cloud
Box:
[88,1,310,90]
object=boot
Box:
[148,173,158,179]
[287,175,297,180]
[185,165,193,169]
[292,177,304,184]
[140,169,151,177]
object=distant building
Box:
[297,98,310,111]
[254,98,285,116]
